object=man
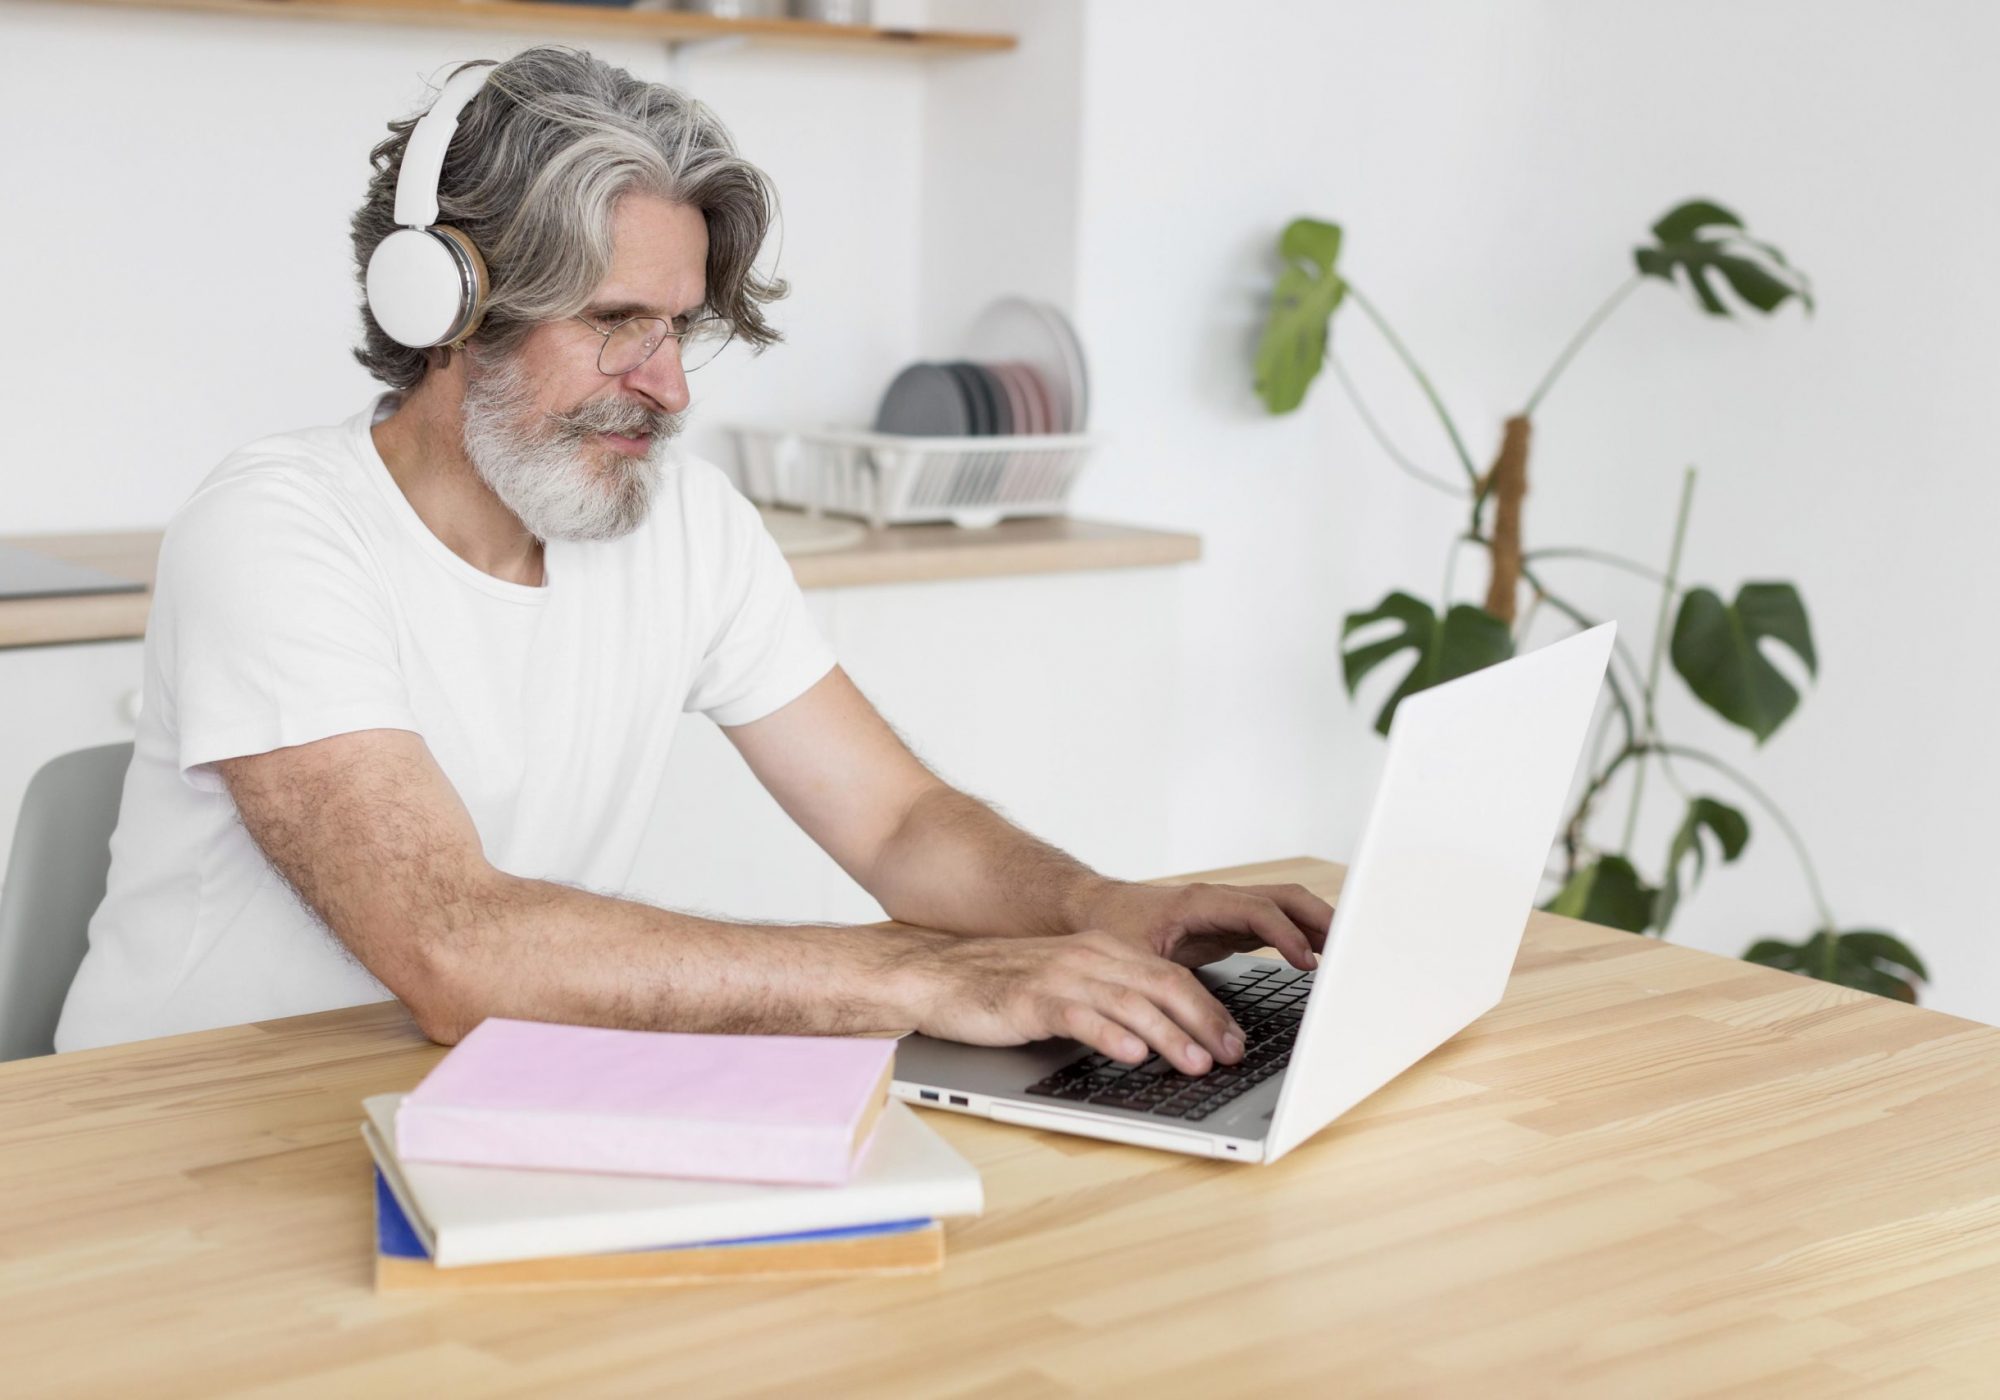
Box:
[55,47,1330,1077]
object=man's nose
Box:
[621,341,692,415]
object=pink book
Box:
[395,1019,899,1187]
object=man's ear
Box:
[425,341,476,390]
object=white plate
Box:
[964,297,1089,433]
[1031,299,1088,431]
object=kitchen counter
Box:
[0,515,1201,650]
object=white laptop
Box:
[890,622,1615,1164]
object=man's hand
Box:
[1071,880,1334,972]
[909,930,1247,1075]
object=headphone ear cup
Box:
[365,225,488,350]
[432,225,491,346]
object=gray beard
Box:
[458,349,683,543]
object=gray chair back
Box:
[0,742,134,1061]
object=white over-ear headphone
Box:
[365,64,495,351]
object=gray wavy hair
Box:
[350,45,787,390]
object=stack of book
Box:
[363,1018,982,1292]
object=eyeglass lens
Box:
[601,317,731,376]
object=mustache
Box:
[549,397,686,443]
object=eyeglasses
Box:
[573,311,734,376]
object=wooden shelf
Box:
[0,518,1201,649]
[26,0,1017,51]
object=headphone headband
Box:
[366,61,496,350]
[393,64,493,229]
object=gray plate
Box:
[968,363,1014,435]
[942,362,993,436]
[874,362,971,436]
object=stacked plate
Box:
[873,297,1089,437]
[729,297,1094,530]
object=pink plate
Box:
[1006,360,1055,434]
[988,361,1033,437]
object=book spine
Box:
[380,1223,944,1292]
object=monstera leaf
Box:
[1672,583,1817,744]
[1653,796,1750,930]
[1341,592,1514,735]
[1546,855,1657,934]
[1743,928,1929,1002]
[1634,200,1814,317]
[1255,217,1347,414]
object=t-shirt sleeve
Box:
[680,466,838,727]
[154,467,419,793]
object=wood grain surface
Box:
[0,531,157,650]
[4,855,1998,1397]
[0,518,1200,651]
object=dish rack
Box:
[725,426,1100,529]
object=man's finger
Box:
[1242,883,1336,952]
[1098,959,1243,1065]
[1200,887,1319,970]
[1053,998,1149,1065]
[1098,985,1216,1076]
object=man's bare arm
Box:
[726,669,1332,964]
[722,668,1105,939]
[217,728,946,1044]
[217,726,1249,1072]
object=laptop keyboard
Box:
[1023,963,1315,1122]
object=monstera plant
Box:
[1254,200,1928,1001]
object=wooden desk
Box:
[5,855,1999,1395]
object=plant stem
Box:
[1523,275,1644,417]
[1326,351,1467,498]
[1650,742,1840,936]
[1566,703,1624,880]
[1344,284,1483,493]
[1563,741,1643,874]
[1523,546,1673,587]
[1516,592,1545,644]
[1621,467,1699,851]
[1519,563,1673,878]
[1517,563,1647,745]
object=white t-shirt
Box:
[54,394,836,1052]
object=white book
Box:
[361,1093,983,1268]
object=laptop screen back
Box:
[1263,624,1614,1163]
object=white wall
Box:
[917,0,1086,351]
[1058,0,1998,1022]
[0,0,933,531]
